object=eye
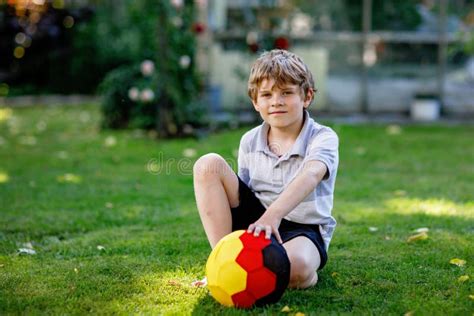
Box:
[283,91,293,95]
[260,93,271,97]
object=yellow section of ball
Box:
[206,230,247,307]
[208,285,234,307]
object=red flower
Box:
[192,22,206,34]
[248,43,259,53]
[274,36,290,50]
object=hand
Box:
[247,214,283,244]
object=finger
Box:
[264,225,272,239]
[247,224,256,233]
[274,229,283,244]
[253,225,262,237]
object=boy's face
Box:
[252,77,313,132]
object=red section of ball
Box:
[247,268,277,299]
[214,231,289,308]
[236,248,263,272]
[231,290,255,308]
[239,232,271,250]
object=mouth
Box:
[269,111,287,115]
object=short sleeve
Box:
[304,129,339,180]
[237,137,251,185]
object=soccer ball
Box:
[206,230,291,308]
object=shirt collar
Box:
[256,121,270,154]
[255,110,313,158]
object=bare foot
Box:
[191,276,207,287]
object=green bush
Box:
[99,64,146,129]
[98,0,206,137]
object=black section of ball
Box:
[255,235,291,306]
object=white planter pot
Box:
[411,99,440,121]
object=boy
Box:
[193,49,338,289]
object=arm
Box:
[248,160,327,243]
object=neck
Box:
[267,121,303,157]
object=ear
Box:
[252,99,260,112]
[303,89,314,108]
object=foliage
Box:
[0,0,156,95]
[0,105,473,314]
[98,64,157,130]
[368,0,422,31]
[98,0,205,137]
[72,0,158,72]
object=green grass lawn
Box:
[0,105,473,315]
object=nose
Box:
[271,93,284,107]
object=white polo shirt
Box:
[237,111,339,250]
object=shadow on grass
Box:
[189,273,348,316]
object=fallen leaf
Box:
[104,136,117,147]
[57,173,82,184]
[148,130,158,139]
[385,236,391,240]
[386,124,402,135]
[394,190,406,196]
[57,151,69,159]
[331,272,339,278]
[18,136,37,146]
[0,172,9,183]
[414,227,429,233]
[0,108,13,122]
[167,280,181,287]
[355,146,366,155]
[0,264,4,268]
[469,294,474,300]
[458,275,469,282]
[404,311,414,316]
[450,258,466,267]
[74,268,79,274]
[182,148,197,158]
[97,245,105,251]
[36,121,47,132]
[407,232,428,242]
[281,305,291,312]
[18,248,36,255]
[105,202,113,208]
[295,312,305,316]
[79,111,91,123]
[191,278,207,287]
[368,227,378,232]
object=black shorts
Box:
[230,176,328,270]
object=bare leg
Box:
[193,153,240,248]
[283,236,321,289]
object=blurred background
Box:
[1,0,473,136]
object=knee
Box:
[289,254,318,289]
[193,153,225,180]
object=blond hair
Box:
[247,49,315,103]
